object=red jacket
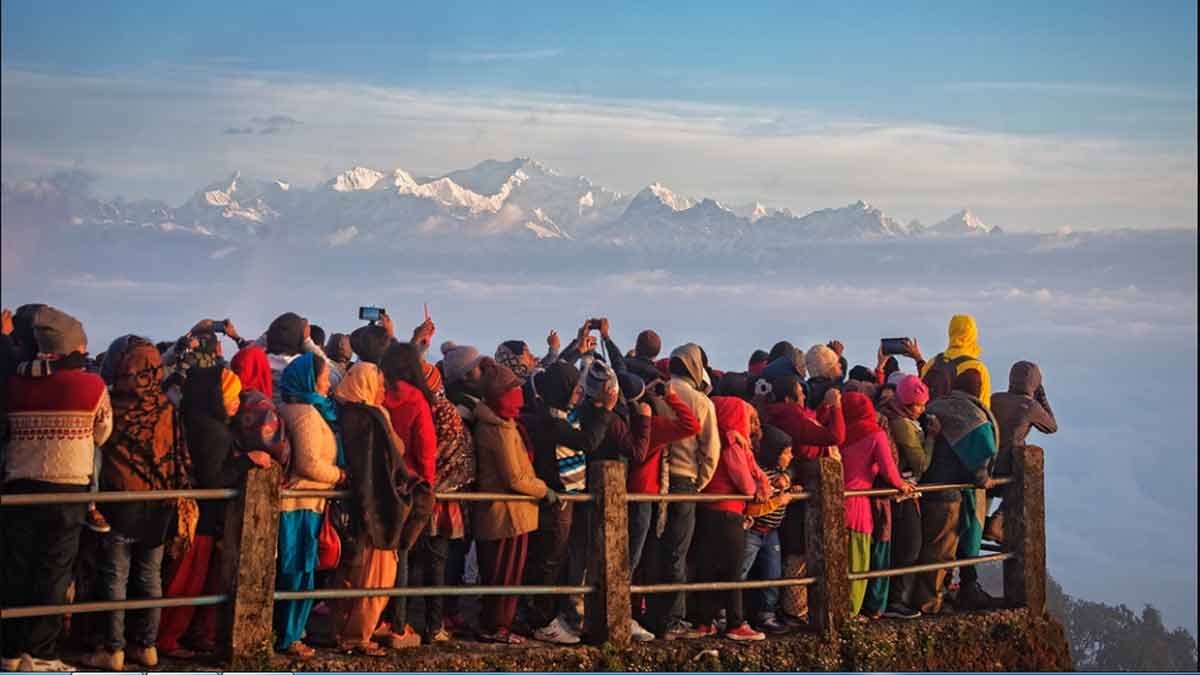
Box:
[382,380,437,484]
[627,391,700,494]
[702,397,769,514]
[765,401,845,460]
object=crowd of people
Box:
[0,304,1057,670]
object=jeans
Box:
[691,509,746,627]
[443,538,469,618]
[648,476,697,633]
[525,501,574,629]
[628,502,653,573]
[738,528,782,621]
[95,533,165,652]
[1,481,87,660]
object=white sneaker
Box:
[17,655,75,672]
[533,616,582,645]
[1,655,26,672]
[629,619,656,642]
[80,648,124,671]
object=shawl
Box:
[281,352,343,468]
[16,351,89,377]
[926,391,999,471]
[842,391,883,447]
[231,345,273,398]
[333,362,407,455]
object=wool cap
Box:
[847,365,876,383]
[896,375,930,407]
[618,372,646,403]
[635,330,662,358]
[266,312,306,355]
[32,306,87,355]
[479,361,521,402]
[583,360,616,399]
[805,344,840,380]
[441,341,484,385]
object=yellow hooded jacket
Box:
[920,314,992,409]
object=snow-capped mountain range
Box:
[5,157,998,251]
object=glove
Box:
[542,488,560,505]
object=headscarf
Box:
[944,314,982,360]
[231,344,272,398]
[842,391,883,447]
[758,424,792,468]
[220,368,242,417]
[233,390,291,469]
[280,352,343,467]
[333,362,386,409]
[104,335,185,491]
[490,386,525,420]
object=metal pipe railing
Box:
[630,577,818,594]
[626,490,811,503]
[0,488,239,506]
[279,489,594,502]
[847,552,1014,582]
[0,594,228,620]
[274,585,595,601]
[845,476,1012,498]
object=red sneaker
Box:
[695,622,718,638]
[725,623,766,642]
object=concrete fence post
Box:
[586,459,631,645]
[218,464,281,668]
[1004,445,1046,615]
[803,456,849,638]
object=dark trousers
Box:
[1,481,87,660]
[443,538,469,618]
[408,533,450,637]
[476,534,529,632]
[647,476,697,633]
[690,509,746,628]
[912,499,961,614]
[524,501,574,629]
[888,499,922,607]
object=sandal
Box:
[339,641,387,657]
[479,628,525,645]
[282,641,316,658]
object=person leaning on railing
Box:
[2,306,112,673]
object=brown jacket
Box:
[990,361,1056,475]
[472,402,547,541]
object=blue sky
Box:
[2,1,1197,229]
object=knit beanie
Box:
[32,306,87,355]
[848,365,876,383]
[495,340,531,380]
[758,424,793,467]
[266,312,306,355]
[805,344,839,380]
[422,360,444,395]
[534,361,580,410]
[479,361,521,403]
[618,372,646,403]
[441,341,484,385]
[583,360,616,400]
[896,375,930,407]
[635,330,662,358]
[886,371,907,387]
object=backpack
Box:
[926,354,973,389]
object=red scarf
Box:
[488,386,524,421]
[842,391,882,447]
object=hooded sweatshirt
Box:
[921,314,992,409]
[666,344,720,489]
[990,361,1057,475]
[382,380,437,485]
[701,397,770,514]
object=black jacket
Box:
[182,367,255,536]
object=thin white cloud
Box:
[433,48,563,64]
[947,80,1197,101]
